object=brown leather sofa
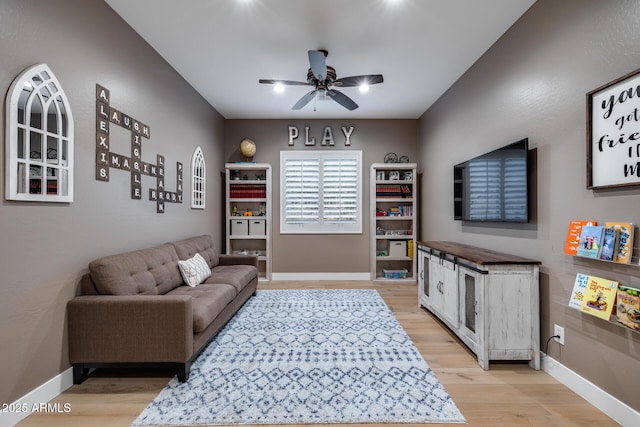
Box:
[67,235,257,383]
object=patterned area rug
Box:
[132,289,465,426]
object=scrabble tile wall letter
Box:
[95,84,182,213]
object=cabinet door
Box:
[457,266,481,351]
[418,249,430,308]
[427,254,459,328]
[427,254,444,313]
[440,257,459,328]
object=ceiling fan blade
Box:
[327,89,359,111]
[259,79,311,86]
[292,90,317,110]
[333,74,384,87]
[308,50,327,81]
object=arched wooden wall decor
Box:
[95,84,183,213]
[191,146,206,209]
[5,64,74,202]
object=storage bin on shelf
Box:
[383,268,408,279]
[389,241,407,257]
[230,219,248,235]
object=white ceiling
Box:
[105,0,535,119]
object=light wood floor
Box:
[17,281,619,427]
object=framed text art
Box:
[587,68,640,189]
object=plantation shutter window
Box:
[323,158,358,223]
[281,151,362,234]
[283,158,320,224]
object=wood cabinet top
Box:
[418,241,541,265]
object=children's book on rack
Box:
[568,273,588,310]
[580,274,618,320]
[598,226,619,261]
[604,222,634,264]
[576,224,604,259]
[616,285,640,331]
[564,220,596,256]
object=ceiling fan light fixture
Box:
[259,49,383,111]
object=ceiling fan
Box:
[259,49,383,111]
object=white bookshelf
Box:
[225,163,272,283]
[370,163,417,283]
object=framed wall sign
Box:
[587,67,640,189]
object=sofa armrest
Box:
[67,295,193,364]
[218,254,258,267]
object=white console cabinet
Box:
[418,241,541,370]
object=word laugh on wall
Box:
[95,84,182,213]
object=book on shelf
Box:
[376,185,413,199]
[604,221,634,264]
[580,274,618,320]
[229,184,266,198]
[576,224,604,258]
[616,285,640,331]
[376,185,402,198]
[598,226,619,261]
[568,273,588,310]
[564,220,596,256]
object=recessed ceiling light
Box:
[359,83,370,93]
[274,83,285,93]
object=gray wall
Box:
[0,0,225,404]
[224,119,418,274]
[418,0,640,411]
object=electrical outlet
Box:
[554,324,565,345]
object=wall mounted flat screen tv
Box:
[454,138,529,222]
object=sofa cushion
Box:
[88,244,183,295]
[171,235,219,268]
[166,284,237,333]
[206,265,257,293]
[178,253,212,287]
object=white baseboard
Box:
[271,272,371,281]
[1,367,74,427]
[542,353,639,427]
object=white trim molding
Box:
[542,354,640,427]
[272,272,371,281]
[0,367,73,426]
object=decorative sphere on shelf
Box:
[239,138,256,161]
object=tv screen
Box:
[454,138,529,222]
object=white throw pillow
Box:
[178,253,211,287]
